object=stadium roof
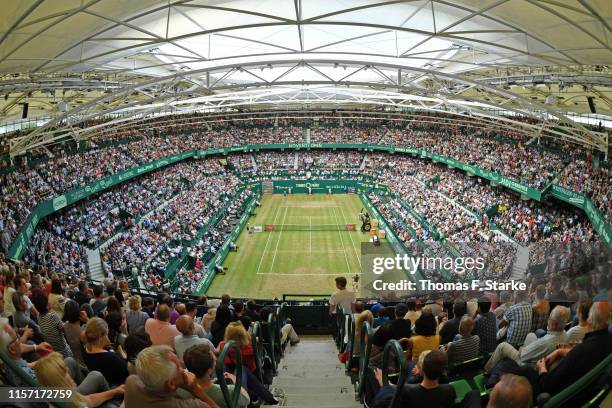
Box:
[0,0,611,155]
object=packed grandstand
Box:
[1,1,612,408]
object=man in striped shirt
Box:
[446,316,480,365]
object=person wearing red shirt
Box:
[217,321,256,373]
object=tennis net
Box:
[264,224,356,231]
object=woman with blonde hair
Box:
[217,321,255,372]
[354,310,373,354]
[125,295,149,334]
[83,317,129,387]
[202,307,217,332]
[35,351,125,408]
[218,322,280,406]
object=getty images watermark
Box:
[358,241,609,298]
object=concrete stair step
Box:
[281,393,360,408]
[274,377,350,388]
[271,336,360,408]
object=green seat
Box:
[473,373,491,396]
[448,355,485,378]
[451,379,473,405]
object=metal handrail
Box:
[382,340,408,408]
[251,322,265,384]
[357,321,374,402]
[345,313,355,370]
[266,312,278,371]
[216,340,244,408]
[275,305,284,359]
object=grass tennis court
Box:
[207,194,371,299]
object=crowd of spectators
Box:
[380,127,570,189]
[331,269,611,407]
[309,127,385,144]
[101,161,237,279]
[23,230,89,277]
[0,258,293,407]
[556,155,610,218]
[0,169,55,252]
[1,123,608,281]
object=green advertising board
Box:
[550,184,611,245]
[271,179,384,194]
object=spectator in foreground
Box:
[63,299,86,364]
[406,313,440,363]
[373,349,457,408]
[83,317,129,387]
[35,351,125,408]
[126,295,149,335]
[74,280,92,307]
[493,291,512,320]
[370,303,411,367]
[217,321,256,373]
[446,316,480,366]
[244,300,260,322]
[182,343,250,408]
[210,305,233,346]
[474,296,497,354]
[124,327,151,375]
[48,278,67,318]
[185,301,207,338]
[485,305,570,371]
[531,285,550,334]
[141,297,155,318]
[31,288,73,358]
[354,310,373,354]
[124,345,215,407]
[439,301,467,345]
[91,285,107,316]
[487,373,532,408]
[536,301,611,398]
[566,299,591,343]
[174,315,213,362]
[404,300,421,326]
[499,291,532,347]
[329,276,355,315]
[145,304,180,347]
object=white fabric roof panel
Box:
[0,0,609,75]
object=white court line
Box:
[309,216,312,254]
[260,249,348,254]
[278,206,340,209]
[268,205,289,273]
[256,272,362,276]
[255,197,283,275]
[338,201,362,268]
[332,206,352,275]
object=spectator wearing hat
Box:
[371,303,388,328]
